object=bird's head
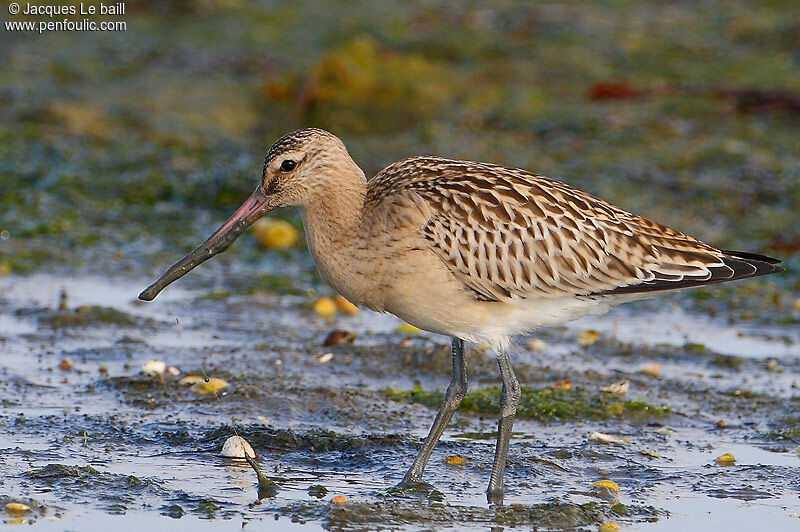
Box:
[138,128,354,301]
[259,128,356,209]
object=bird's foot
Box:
[486,487,505,506]
[389,478,441,500]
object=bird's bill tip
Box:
[137,187,272,301]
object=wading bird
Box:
[139,128,781,504]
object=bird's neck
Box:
[301,166,367,236]
[300,166,371,303]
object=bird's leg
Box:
[399,337,468,488]
[487,348,520,505]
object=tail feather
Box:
[599,249,782,296]
[720,249,782,265]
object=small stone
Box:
[252,218,299,249]
[5,503,31,514]
[323,330,356,346]
[58,359,73,371]
[167,366,181,376]
[600,380,629,397]
[331,495,347,504]
[591,479,620,500]
[444,455,466,466]
[527,338,547,353]
[641,362,661,378]
[313,297,338,317]
[598,522,620,532]
[716,453,736,466]
[192,377,228,394]
[578,329,601,346]
[552,380,572,390]
[221,436,255,458]
[588,431,630,445]
[317,352,334,364]
[591,480,620,493]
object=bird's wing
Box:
[369,157,780,301]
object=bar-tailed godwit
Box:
[139,128,782,504]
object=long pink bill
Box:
[138,187,271,301]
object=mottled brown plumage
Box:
[140,128,781,504]
[367,156,779,302]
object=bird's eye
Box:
[280,159,296,171]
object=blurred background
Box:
[1,0,798,305]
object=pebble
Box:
[600,380,629,397]
[527,338,547,353]
[641,362,662,378]
[716,452,736,466]
[323,329,356,346]
[5,503,31,514]
[578,329,601,346]
[313,297,338,317]
[588,431,630,445]
[591,479,620,500]
[192,377,229,394]
[252,218,298,249]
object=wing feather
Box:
[366,157,781,301]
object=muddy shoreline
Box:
[2,273,798,529]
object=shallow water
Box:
[1,273,798,530]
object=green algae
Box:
[15,305,147,328]
[28,464,101,481]
[383,385,671,422]
[160,504,186,519]
[193,500,219,518]
[710,354,744,369]
[765,416,800,443]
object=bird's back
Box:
[366,156,781,304]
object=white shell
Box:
[141,360,166,376]
[221,436,255,458]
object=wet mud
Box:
[1,273,798,530]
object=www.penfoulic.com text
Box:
[5,2,127,33]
